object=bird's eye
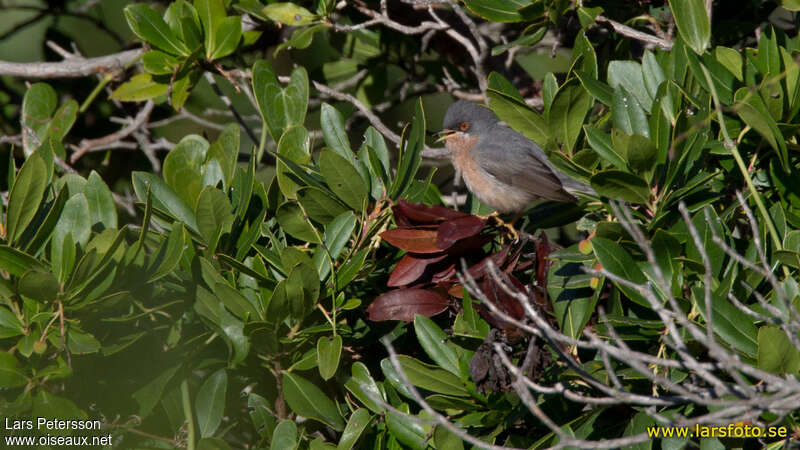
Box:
[459,122,470,131]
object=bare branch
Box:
[595,15,673,50]
[0,49,143,79]
[70,100,154,163]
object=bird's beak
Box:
[434,129,457,143]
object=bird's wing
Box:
[471,131,578,203]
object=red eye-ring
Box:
[459,122,470,131]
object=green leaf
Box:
[133,365,181,417]
[584,126,626,170]
[51,194,91,281]
[608,60,652,112]
[297,187,349,224]
[276,202,320,243]
[196,369,227,437]
[6,152,47,244]
[110,73,169,102]
[0,353,27,388]
[282,371,345,430]
[590,170,650,204]
[195,0,225,59]
[45,100,78,144]
[337,409,371,450]
[164,134,209,207]
[124,4,189,56]
[669,0,710,55]
[274,24,326,56]
[0,307,24,339]
[591,237,649,306]
[685,207,726,276]
[715,46,743,81]
[389,98,425,199]
[319,149,367,211]
[413,315,460,377]
[195,187,233,253]
[462,0,528,22]
[734,87,789,172]
[276,126,311,199]
[783,0,800,10]
[692,286,757,356]
[253,61,308,142]
[218,303,250,364]
[383,356,469,397]
[147,224,186,282]
[344,362,385,414]
[386,404,428,449]
[204,123,239,190]
[21,83,57,153]
[611,130,657,177]
[132,172,199,232]
[486,89,548,144]
[612,86,649,138]
[758,326,800,375]
[574,71,613,106]
[85,171,118,230]
[491,27,546,55]
[271,420,298,450]
[209,16,241,60]
[320,103,354,163]
[547,84,592,152]
[142,50,180,75]
[198,438,232,450]
[18,270,59,302]
[324,212,356,259]
[434,426,465,450]
[487,72,524,101]
[317,335,342,381]
[262,2,316,25]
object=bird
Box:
[438,100,594,215]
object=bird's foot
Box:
[480,212,519,242]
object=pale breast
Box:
[447,135,533,213]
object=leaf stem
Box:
[181,379,196,450]
[80,73,113,113]
[699,64,789,278]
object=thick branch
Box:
[0,49,143,79]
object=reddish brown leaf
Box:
[447,234,492,256]
[535,233,558,288]
[431,262,456,283]
[393,199,470,226]
[480,273,525,321]
[381,228,442,254]
[448,284,464,298]
[367,288,449,322]
[436,216,486,249]
[388,253,447,287]
[468,245,512,280]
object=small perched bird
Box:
[438,101,594,213]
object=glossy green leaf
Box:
[195,0,225,59]
[386,403,427,450]
[21,83,57,153]
[317,335,342,381]
[204,123,239,190]
[262,2,316,25]
[209,16,241,60]
[282,371,345,430]
[612,86,650,138]
[195,187,233,252]
[344,362,385,413]
[390,98,425,198]
[274,24,326,55]
[6,152,47,244]
[276,202,320,243]
[324,212,356,259]
[434,426,465,450]
[124,4,189,56]
[297,187,349,224]
[196,369,227,437]
[319,149,367,211]
[462,0,528,22]
[337,408,371,450]
[692,286,757,356]
[164,134,209,207]
[487,88,548,144]
[142,50,180,75]
[276,125,311,199]
[590,170,650,204]
[110,73,169,102]
[669,0,710,55]
[0,307,24,339]
[575,71,613,106]
[413,314,460,377]
[132,172,199,232]
[547,84,593,152]
[253,61,309,142]
[491,27,546,55]
[271,420,298,450]
[584,126,626,170]
[18,270,59,302]
[132,365,181,417]
[85,171,118,230]
[197,438,232,450]
[734,87,788,172]
[320,103,354,163]
[147,224,186,282]
[608,60,652,112]
[591,237,649,306]
[384,355,469,397]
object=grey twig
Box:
[70,100,154,163]
[595,15,673,50]
[0,49,143,79]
